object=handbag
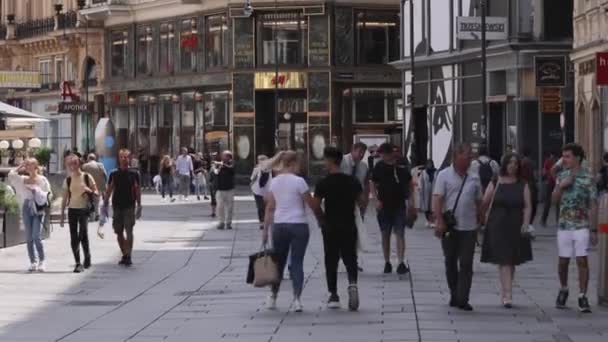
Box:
[251,246,279,287]
[442,174,468,237]
[483,180,501,227]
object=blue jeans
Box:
[272,223,310,297]
[22,204,45,263]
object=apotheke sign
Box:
[457,17,508,41]
[58,101,93,114]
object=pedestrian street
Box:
[0,194,606,342]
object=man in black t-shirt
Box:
[372,143,416,275]
[104,149,142,266]
[215,151,236,230]
[313,147,363,311]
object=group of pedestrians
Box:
[9,149,142,274]
[254,142,417,313]
[431,142,600,313]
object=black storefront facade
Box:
[394,0,575,168]
[103,3,402,178]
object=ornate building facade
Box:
[0,0,105,172]
[570,0,608,306]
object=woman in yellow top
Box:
[60,155,99,273]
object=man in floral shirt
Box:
[552,143,598,313]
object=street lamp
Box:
[77,0,91,153]
[400,0,415,157]
[243,0,254,17]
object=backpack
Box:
[259,171,270,188]
[67,173,96,215]
[478,159,494,190]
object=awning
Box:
[0,101,50,121]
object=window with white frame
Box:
[39,59,51,86]
[55,57,64,83]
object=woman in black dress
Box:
[481,153,533,308]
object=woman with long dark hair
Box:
[481,153,533,308]
[159,155,175,202]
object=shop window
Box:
[137,25,154,75]
[204,91,229,127]
[111,30,128,77]
[206,15,228,69]
[182,93,195,149]
[356,10,399,64]
[112,106,129,150]
[180,19,199,72]
[257,12,308,66]
[158,95,173,156]
[352,89,402,123]
[159,22,175,74]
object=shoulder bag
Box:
[442,174,468,237]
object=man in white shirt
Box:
[175,147,193,201]
[341,142,370,212]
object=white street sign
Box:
[457,16,508,41]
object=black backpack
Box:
[478,159,493,190]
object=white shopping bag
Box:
[356,207,371,253]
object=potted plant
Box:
[0,183,19,215]
[34,147,52,173]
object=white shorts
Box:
[557,229,590,258]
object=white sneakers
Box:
[27,261,47,273]
[37,261,46,273]
[266,294,277,310]
[28,263,37,272]
[265,294,303,312]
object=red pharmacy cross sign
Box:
[596,52,608,86]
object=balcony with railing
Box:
[81,0,131,20]
[15,17,55,40]
[58,11,78,30]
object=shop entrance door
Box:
[488,103,505,161]
[255,90,308,158]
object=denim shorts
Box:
[377,207,407,236]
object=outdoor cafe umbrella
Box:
[0,101,49,121]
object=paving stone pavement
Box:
[0,194,606,342]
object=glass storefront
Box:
[106,4,399,177]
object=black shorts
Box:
[113,207,135,235]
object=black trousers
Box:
[441,230,476,304]
[529,182,538,225]
[254,194,265,223]
[68,208,91,264]
[322,226,358,294]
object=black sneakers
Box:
[83,257,91,269]
[73,264,84,273]
[124,255,133,267]
[396,262,410,275]
[556,289,569,309]
[578,296,592,313]
[458,303,474,311]
[118,256,126,265]
[327,293,340,309]
[348,285,359,311]
[383,262,392,274]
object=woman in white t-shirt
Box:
[262,151,318,312]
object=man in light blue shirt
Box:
[432,143,482,311]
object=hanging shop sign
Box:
[58,101,93,114]
[254,72,307,89]
[456,17,508,41]
[535,56,567,87]
[0,71,41,89]
[595,52,608,86]
[539,87,562,114]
